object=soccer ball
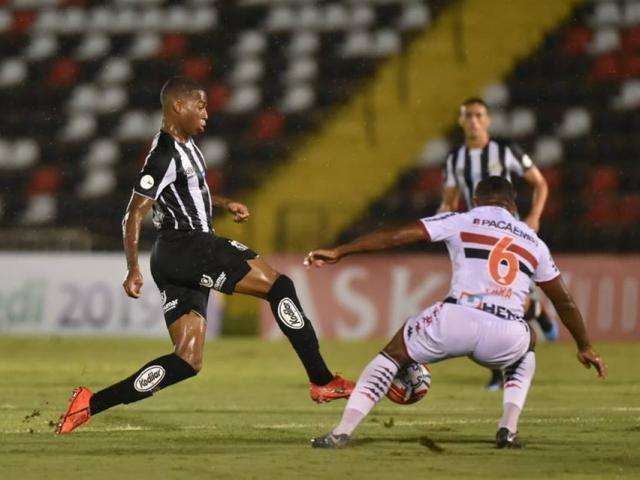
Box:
[386,363,432,405]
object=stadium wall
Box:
[0,253,222,337]
[260,254,640,342]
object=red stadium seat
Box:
[251,110,285,141]
[158,34,188,59]
[46,58,79,87]
[588,165,620,194]
[182,57,213,83]
[27,166,62,196]
[563,26,591,56]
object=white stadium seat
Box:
[99,57,132,84]
[375,30,401,56]
[77,168,117,199]
[612,79,640,110]
[417,137,451,167]
[592,2,622,27]
[287,32,320,57]
[20,194,57,225]
[264,6,296,32]
[76,33,111,60]
[0,10,12,33]
[13,139,40,169]
[341,31,375,57]
[510,108,536,138]
[128,33,161,59]
[280,85,315,113]
[86,139,120,168]
[398,3,430,31]
[233,31,267,58]
[24,34,58,61]
[68,84,100,113]
[533,136,563,167]
[284,58,318,83]
[225,86,261,113]
[589,28,621,54]
[324,4,350,31]
[558,107,592,138]
[201,138,228,167]
[230,58,265,85]
[483,83,510,108]
[0,59,27,88]
[61,114,98,142]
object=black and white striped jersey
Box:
[133,131,213,232]
[443,138,534,208]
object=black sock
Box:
[267,275,333,386]
[89,353,197,416]
[525,298,553,332]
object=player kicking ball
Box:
[305,177,607,449]
[56,77,353,434]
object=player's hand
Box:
[303,248,341,268]
[228,202,250,223]
[577,346,608,379]
[525,215,540,232]
[123,267,144,299]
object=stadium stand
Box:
[0,0,441,248]
[341,0,640,252]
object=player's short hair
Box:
[160,77,203,107]
[474,176,516,202]
[460,97,489,112]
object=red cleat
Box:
[310,374,354,403]
[56,386,93,435]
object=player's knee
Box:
[174,347,203,373]
[382,332,412,367]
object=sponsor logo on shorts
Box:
[229,240,249,251]
[160,290,167,306]
[214,272,227,291]
[277,298,304,330]
[163,299,178,313]
[139,175,154,190]
[200,274,214,288]
[134,365,166,392]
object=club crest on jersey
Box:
[134,365,166,392]
[277,298,304,330]
[185,165,196,177]
[200,274,214,288]
[140,175,154,190]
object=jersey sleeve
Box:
[533,240,561,283]
[419,212,459,242]
[505,141,534,177]
[133,150,176,200]
[442,152,457,188]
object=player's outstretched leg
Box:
[235,258,354,403]
[56,312,204,434]
[496,351,536,448]
[311,327,410,448]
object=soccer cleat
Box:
[485,369,503,391]
[310,374,355,403]
[310,432,351,449]
[496,427,523,449]
[56,386,93,434]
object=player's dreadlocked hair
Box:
[474,176,516,203]
[160,77,203,107]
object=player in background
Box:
[306,177,607,449]
[440,97,558,390]
[56,77,353,434]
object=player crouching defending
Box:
[305,176,607,449]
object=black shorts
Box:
[150,230,258,327]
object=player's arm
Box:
[304,222,428,267]
[537,276,607,379]
[212,195,250,223]
[437,185,460,213]
[522,166,548,232]
[122,193,154,298]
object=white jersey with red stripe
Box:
[420,206,560,318]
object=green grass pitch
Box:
[0,337,638,479]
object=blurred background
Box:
[0,0,638,340]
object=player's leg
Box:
[472,317,536,448]
[234,256,351,400]
[57,290,207,434]
[311,303,448,448]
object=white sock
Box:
[500,351,536,432]
[333,352,399,436]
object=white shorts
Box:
[403,302,531,369]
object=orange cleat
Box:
[310,374,354,403]
[56,386,93,435]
